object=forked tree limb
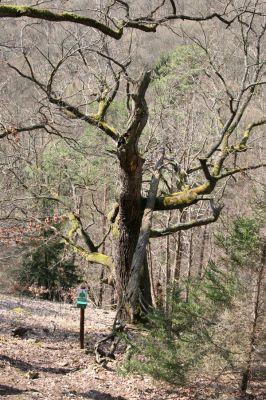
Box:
[7,61,119,142]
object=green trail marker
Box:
[76,288,88,349]
[76,288,88,309]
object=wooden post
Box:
[80,308,85,349]
[77,286,87,349]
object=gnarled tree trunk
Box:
[116,71,151,322]
[117,150,144,320]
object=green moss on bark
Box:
[0,5,122,39]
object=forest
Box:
[0,1,265,399]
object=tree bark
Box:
[173,211,186,288]
[147,242,156,306]
[185,227,194,302]
[116,71,151,322]
[165,212,172,313]
[198,225,208,278]
[139,254,152,311]
[241,245,265,393]
[98,186,108,307]
[123,148,165,321]
[117,154,143,319]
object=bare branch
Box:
[150,201,223,238]
[7,53,119,141]
[169,0,177,15]
[0,123,47,139]
[217,163,266,180]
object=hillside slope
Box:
[0,294,265,400]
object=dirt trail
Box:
[0,294,166,400]
[0,294,265,400]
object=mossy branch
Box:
[48,96,118,142]
[96,71,122,120]
[68,212,98,253]
[212,119,266,177]
[8,57,118,142]
[107,203,119,223]
[163,117,265,205]
[153,181,213,211]
[0,5,235,40]
[212,132,231,177]
[63,235,115,271]
[0,5,122,39]
[233,119,266,152]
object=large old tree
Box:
[0,1,265,321]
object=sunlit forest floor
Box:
[0,294,265,400]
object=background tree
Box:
[0,0,265,322]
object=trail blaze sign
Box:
[76,287,87,349]
[76,288,88,308]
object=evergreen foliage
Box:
[122,262,236,384]
[122,192,265,385]
[153,45,204,96]
[215,217,262,270]
[18,226,81,300]
[32,132,116,196]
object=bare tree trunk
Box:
[241,245,265,393]
[139,254,152,311]
[186,222,194,303]
[198,225,208,278]
[98,267,105,307]
[110,286,116,310]
[173,231,182,286]
[98,186,108,307]
[147,241,156,306]
[165,211,172,313]
[173,211,186,288]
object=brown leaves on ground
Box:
[0,294,265,400]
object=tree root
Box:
[93,320,129,367]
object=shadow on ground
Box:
[73,390,126,400]
[0,384,39,396]
[0,354,76,375]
